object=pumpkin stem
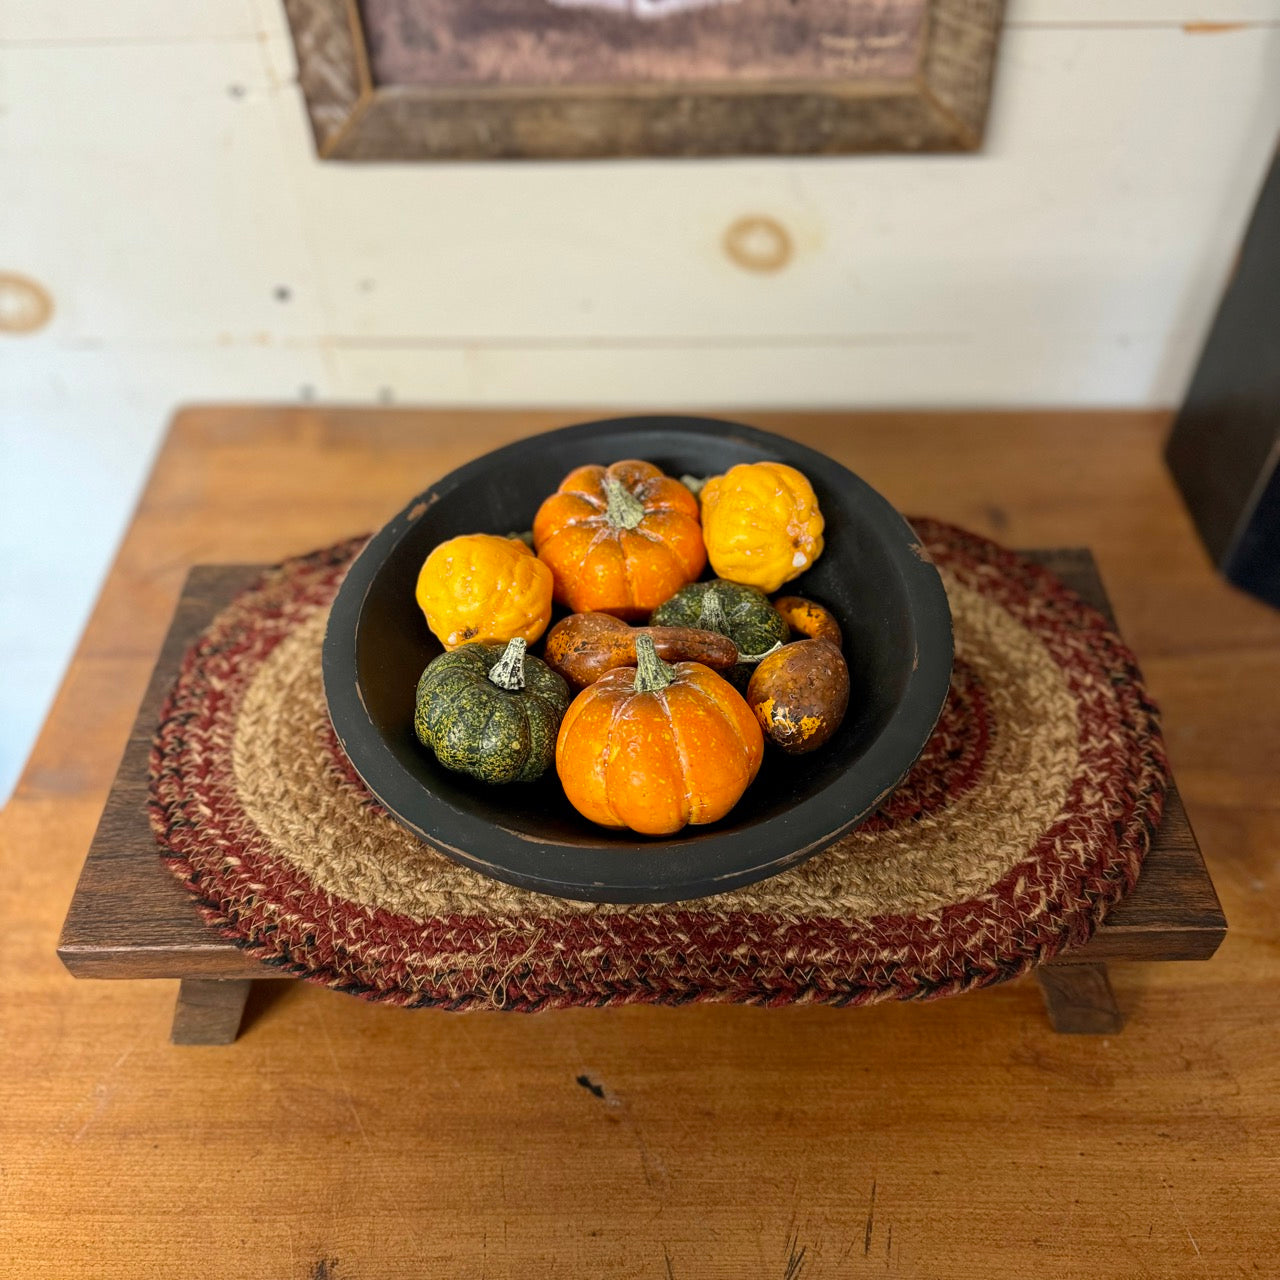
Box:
[602,475,646,531]
[698,589,731,637]
[488,637,527,691]
[679,473,708,496]
[632,633,675,693]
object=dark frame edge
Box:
[283,0,374,158]
[919,0,1007,152]
[287,0,1006,161]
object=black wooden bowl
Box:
[323,416,952,903]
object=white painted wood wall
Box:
[1,0,1279,798]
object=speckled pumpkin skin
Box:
[415,642,571,784]
[651,577,789,691]
[650,579,787,655]
[555,660,764,835]
[747,639,850,756]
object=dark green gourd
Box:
[414,637,571,784]
[651,579,787,688]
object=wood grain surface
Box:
[4,408,1279,1277]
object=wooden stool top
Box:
[57,548,1225,983]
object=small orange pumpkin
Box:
[415,533,553,650]
[555,635,763,835]
[533,460,706,619]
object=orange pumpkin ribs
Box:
[555,635,763,835]
[533,460,706,618]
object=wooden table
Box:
[5,409,1279,1277]
[55,554,1224,1044]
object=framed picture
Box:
[283,0,1005,161]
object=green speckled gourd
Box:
[651,579,787,688]
[414,637,571,784]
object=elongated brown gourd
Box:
[747,596,850,755]
[544,611,738,689]
[650,577,787,689]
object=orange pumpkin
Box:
[533,460,705,619]
[555,635,763,835]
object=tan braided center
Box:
[231,569,1077,921]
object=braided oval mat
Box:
[150,519,1167,1010]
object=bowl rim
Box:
[322,414,953,903]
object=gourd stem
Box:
[602,476,646,530]
[739,640,784,664]
[698,590,731,637]
[680,474,708,496]
[488,637,527,691]
[632,634,675,693]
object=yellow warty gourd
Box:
[415,534,553,650]
[698,462,825,593]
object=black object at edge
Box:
[1166,148,1280,610]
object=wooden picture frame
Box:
[283,0,1005,161]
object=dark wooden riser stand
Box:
[1034,964,1125,1035]
[58,551,1227,1044]
[165,962,1128,1046]
[170,979,257,1046]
